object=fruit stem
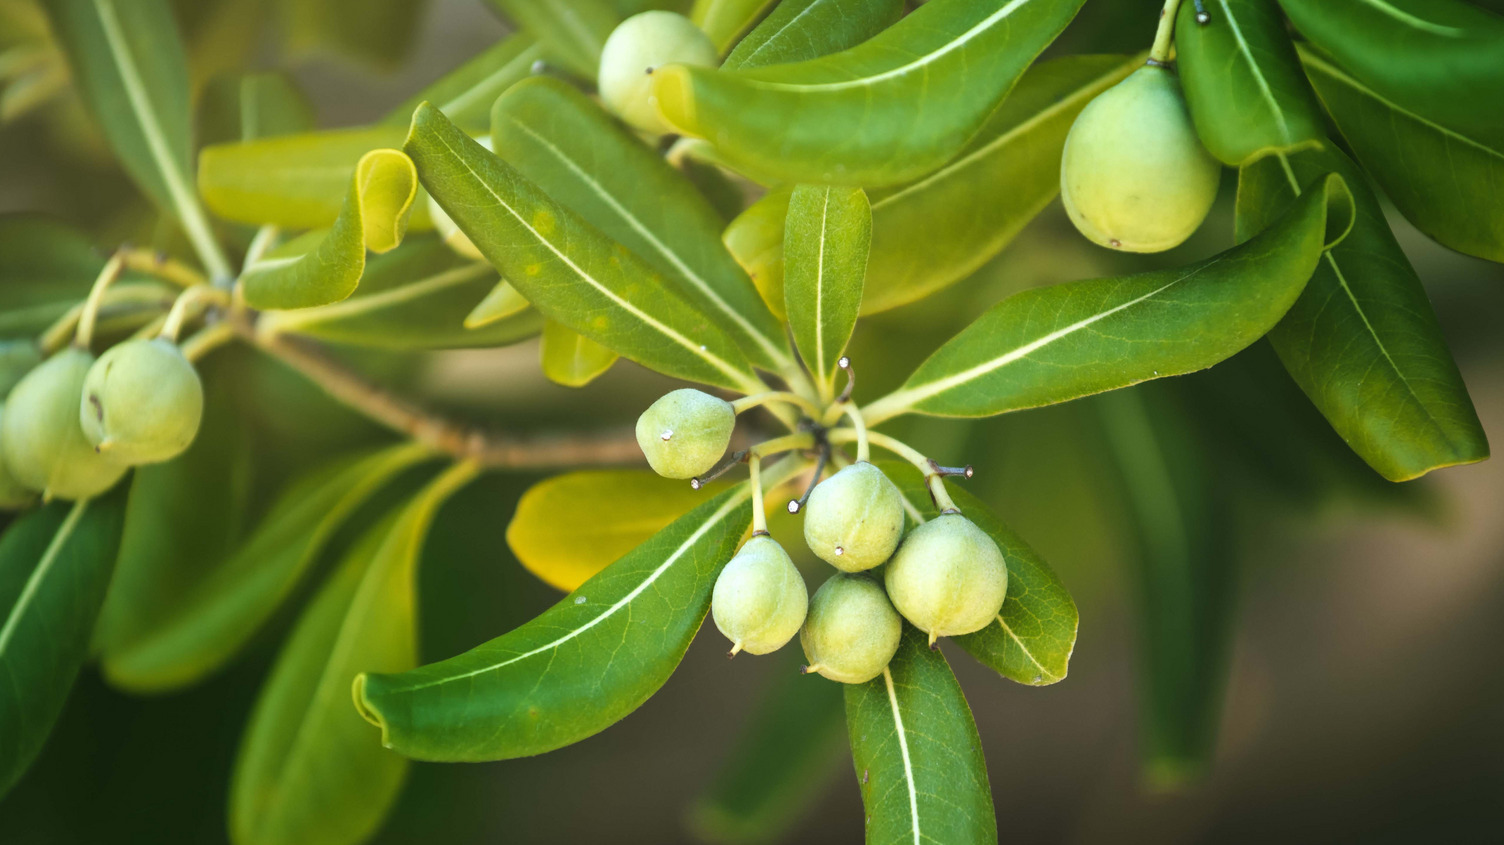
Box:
[242,225,280,274]
[73,250,127,350]
[732,390,821,419]
[1149,0,1183,65]
[39,282,178,354]
[180,321,237,362]
[832,429,962,512]
[749,452,768,533]
[160,284,232,342]
[749,431,816,460]
[120,248,207,289]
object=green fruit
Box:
[598,11,717,135]
[0,406,37,509]
[1060,65,1220,253]
[635,388,735,479]
[80,337,204,465]
[884,513,1007,643]
[800,573,902,684]
[802,461,905,572]
[711,535,808,656]
[2,347,129,501]
[0,340,42,397]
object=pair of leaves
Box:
[783,184,869,398]
[1236,144,1487,481]
[0,486,129,799]
[861,171,1354,425]
[655,0,1087,186]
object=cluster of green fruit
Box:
[0,334,204,505]
[637,389,1007,684]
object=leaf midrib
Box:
[0,501,88,659]
[1351,0,1466,36]
[881,666,922,845]
[263,261,493,332]
[1216,0,1292,141]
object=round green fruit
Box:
[712,535,808,655]
[0,406,36,510]
[598,11,717,134]
[80,337,204,465]
[1060,65,1220,253]
[635,388,735,479]
[800,573,902,684]
[802,461,905,572]
[2,347,128,501]
[884,513,1007,642]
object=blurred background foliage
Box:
[3,0,1504,841]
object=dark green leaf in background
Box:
[385,32,543,135]
[721,0,902,70]
[0,216,126,340]
[281,0,428,71]
[783,184,869,397]
[484,0,617,78]
[197,71,315,147]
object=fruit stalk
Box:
[1149,0,1184,65]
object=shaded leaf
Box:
[385,32,544,134]
[0,216,112,339]
[692,0,776,53]
[784,184,868,396]
[540,319,619,387]
[723,186,792,320]
[483,0,616,78]
[197,71,314,146]
[282,0,426,71]
[721,0,902,70]
[464,280,531,328]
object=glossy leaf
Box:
[0,486,128,798]
[464,280,531,328]
[198,71,314,146]
[880,461,1077,685]
[100,444,431,692]
[692,0,776,53]
[862,173,1354,424]
[1299,46,1504,264]
[1174,0,1325,165]
[405,102,763,393]
[784,184,869,395]
[540,319,619,387]
[1237,144,1487,481]
[653,0,1087,186]
[385,32,543,134]
[505,469,719,591]
[845,626,995,845]
[354,482,754,761]
[483,0,616,78]
[240,149,418,310]
[229,464,475,845]
[1279,0,1504,148]
[491,77,789,372]
[255,238,542,350]
[721,0,902,70]
[689,649,845,844]
[723,186,792,320]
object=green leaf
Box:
[723,186,792,321]
[862,172,1354,424]
[1236,143,1487,481]
[1279,0,1504,149]
[464,280,531,328]
[40,0,228,278]
[405,102,763,393]
[385,32,544,134]
[653,0,1087,186]
[100,443,431,692]
[483,0,616,78]
[0,485,129,798]
[281,0,426,71]
[0,215,108,339]
[1298,45,1504,264]
[879,460,1077,685]
[254,237,543,350]
[492,76,789,373]
[1173,0,1325,165]
[505,468,719,592]
[539,319,619,387]
[197,71,315,146]
[689,649,845,844]
[721,0,903,70]
[845,626,995,845]
[240,149,418,310]
[229,463,475,845]
[354,481,754,761]
[692,0,776,53]
[784,184,869,396]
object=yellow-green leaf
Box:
[540,319,619,387]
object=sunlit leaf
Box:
[483,0,616,78]
[692,0,775,53]
[464,280,531,328]
[784,184,868,396]
[197,71,314,146]
[723,186,792,320]
[540,319,619,387]
[721,0,900,70]
[386,32,544,134]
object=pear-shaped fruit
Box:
[635,388,735,479]
[1060,64,1220,253]
[884,513,1007,643]
[802,461,905,572]
[712,535,808,656]
[2,347,128,500]
[598,11,717,134]
[80,337,204,465]
[0,406,36,510]
[800,573,902,684]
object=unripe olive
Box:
[1060,65,1220,253]
[635,388,735,479]
[712,535,808,655]
[802,462,905,572]
[598,11,717,135]
[80,337,204,466]
[0,406,36,510]
[800,573,902,684]
[2,347,128,501]
[883,513,1007,642]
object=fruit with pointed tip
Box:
[598,11,717,135]
[801,461,905,572]
[884,512,1007,643]
[1060,64,1220,253]
[800,573,902,684]
[2,347,128,501]
[80,337,204,465]
[635,388,735,479]
[712,535,808,655]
